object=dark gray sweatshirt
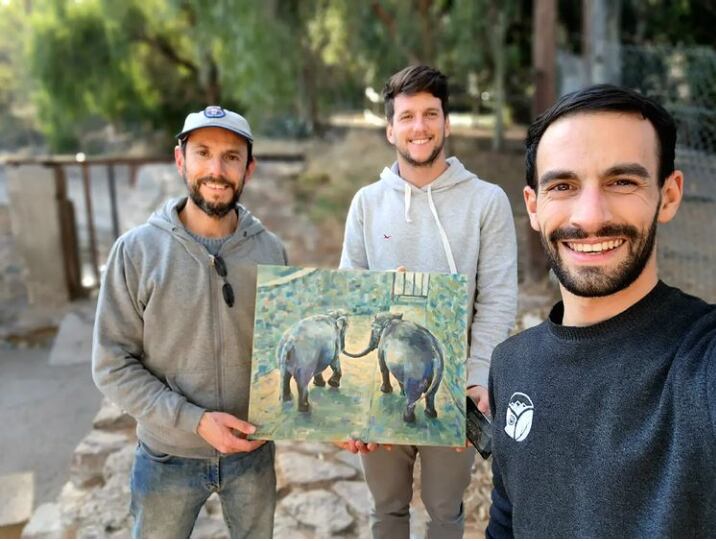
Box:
[488,281,716,538]
[92,197,286,458]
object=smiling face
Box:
[175,127,255,218]
[386,91,450,169]
[525,111,683,298]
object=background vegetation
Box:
[3,0,713,153]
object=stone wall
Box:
[22,397,497,539]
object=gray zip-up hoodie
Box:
[340,157,517,387]
[92,197,286,458]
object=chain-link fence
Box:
[621,44,716,302]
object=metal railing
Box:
[2,152,304,299]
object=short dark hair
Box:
[179,135,253,164]
[383,65,449,122]
[525,84,676,189]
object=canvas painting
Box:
[248,265,469,447]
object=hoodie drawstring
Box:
[427,185,457,273]
[404,183,413,223]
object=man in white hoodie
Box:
[339,65,518,538]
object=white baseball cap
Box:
[176,105,253,143]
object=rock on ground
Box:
[21,502,62,539]
[70,430,129,488]
[280,489,354,535]
[276,452,356,485]
[332,480,372,516]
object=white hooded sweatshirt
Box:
[340,157,517,387]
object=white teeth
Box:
[567,239,624,253]
[411,138,429,144]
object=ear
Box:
[657,170,683,224]
[336,316,347,332]
[244,158,257,184]
[523,185,540,232]
[386,122,395,145]
[174,145,185,177]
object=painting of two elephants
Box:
[248,265,469,447]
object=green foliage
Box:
[20,0,537,151]
[28,0,142,149]
[621,0,716,46]
[0,3,24,113]
[12,0,714,152]
[0,1,42,147]
[23,1,306,150]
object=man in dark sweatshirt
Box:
[487,85,716,537]
[92,106,287,537]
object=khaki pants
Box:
[361,445,476,538]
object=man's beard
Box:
[185,173,243,218]
[396,133,445,168]
[541,208,659,298]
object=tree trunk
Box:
[487,5,507,151]
[583,0,622,84]
[527,0,557,284]
[417,0,435,65]
[205,55,221,104]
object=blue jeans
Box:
[130,440,276,538]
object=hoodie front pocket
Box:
[166,368,218,411]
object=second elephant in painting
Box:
[278,310,348,412]
[345,312,444,423]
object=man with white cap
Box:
[92,106,287,538]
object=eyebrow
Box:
[191,143,243,155]
[398,107,441,116]
[538,169,578,187]
[602,163,650,179]
[538,162,651,187]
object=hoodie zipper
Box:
[209,255,225,413]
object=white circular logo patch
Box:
[504,392,534,442]
[204,105,226,118]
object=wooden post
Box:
[54,165,84,299]
[107,163,120,240]
[80,161,101,286]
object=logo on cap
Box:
[204,106,226,119]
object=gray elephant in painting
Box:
[278,310,348,412]
[344,312,444,423]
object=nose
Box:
[570,184,612,234]
[208,156,224,178]
[412,114,427,132]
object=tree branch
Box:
[370,1,420,64]
[134,31,198,75]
